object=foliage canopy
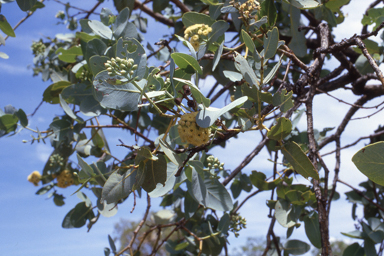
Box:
[2,0,384,255]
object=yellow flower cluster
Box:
[177,112,211,146]
[184,24,213,51]
[239,0,260,18]
[27,171,42,186]
[56,170,74,188]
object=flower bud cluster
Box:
[49,154,64,167]
[178,112,211,146]
[230,214,247,237]
[231,0,260,19]
[55,10,65,20]
[31,41,46,56]
[206,155,225,171]
[184,24,213,51]
[78,69,91,81]
[56,170,74,188]
[27,171,42,186]
[104,57,138,78]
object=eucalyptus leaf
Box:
[281,141,319,180]
[173,78,210,107]
[93,71,146,111]
[234,52,259,88]
[196,96,248,128]
[352,142,384,186]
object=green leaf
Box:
[284,0,321,9]
[108,234,116,253]
[0,52,9,59]
[89,55,109,75]
[208,20,229,43]
[142,154,167,193]
[59,94,81,122]
[196,96,248,128]
[159,139,183,167]
[113,7,138,39]
[43,81,72,104]
[187,169,233,211]
[101,169,139,204]
[352,142,384,186]
[272,89,294,112]
[149,162,178,197]
[153,0,169,13]
[201,0,221,5]
[56,46,82,63]
[281,141,319,180]
[267,117,292,141]
[16,0,37,11]
[263,27,279,60]
[0,15,15,37]
[304,212,321,248]
[62,202,92,228]
[250,171,280,191]
[234,52,259,88]
[241,29,255,53]
[288,5,307,57]
[97,199,118,218]
[62,83,106,116]
[342,243,365,256]
[241,84,273,104]
[93,71,145,111]
[171,53,202,75]
[212,41,223,71]
[115,38,147,80]
[0,114,18,133]
[77,154,95,179]
[364,238,377,256]
[88,20,113,39]
[260,0,277,26]
[14,109,28,127]
[355,55,375,75]
[264,54,283,84]
[184,191,199,219]
[275,199,297,228]
[223,70,243,82]
[175,34,197,59]
[182,12,215,27]
[209,4,222,20]
[49,119,73,142]
[284,239,311,255]
[173,78,210,107]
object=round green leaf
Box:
[281,141,319,180]
[267,117,292,141]
[352,142,384,186]
[171,53,202,75]
[284,239,310,255]
[0,15,15,37]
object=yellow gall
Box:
[177,112,211,146]
[56,170,74,188]
[27,171,41,186]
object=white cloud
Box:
[1,62,30,75]
[36,143,52,162]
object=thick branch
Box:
[134,0,174,26]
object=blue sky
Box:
[1,0,384,255]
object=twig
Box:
[222,136,269,186]
[338,179,384,212]
[355,37,384,87]
[4,0,46,41]
[232,189,261,214]
[134,0,174,26]
[321,130,384,157]
[170,0,191,13]
[115,194,151,256]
